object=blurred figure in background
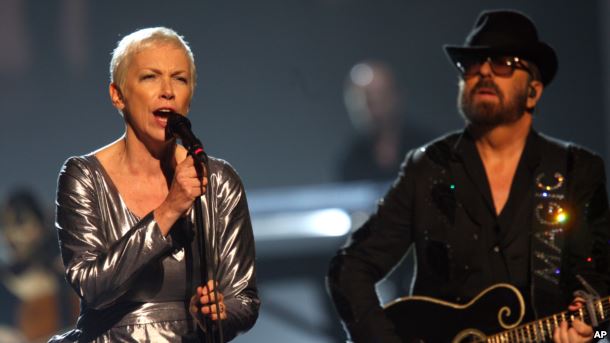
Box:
[337,62,425,304]
[0,189,78,342]
[338,61,429,182]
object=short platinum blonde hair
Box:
[109,27,196,91]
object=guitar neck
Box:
[486,296,610,342]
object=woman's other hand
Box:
[190,279,227,322]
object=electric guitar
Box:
[383,283,610,342]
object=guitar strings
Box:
[486,298,610,342]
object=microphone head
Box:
[165,111,190,140]
[167,111,190,131]
[164,112,208,165]
[165,112,203,150]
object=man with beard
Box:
[327,10,610,343]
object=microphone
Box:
[167,112,223,342]
[166,112,209,166]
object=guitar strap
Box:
[530,136,571,318]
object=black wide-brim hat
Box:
[444,9,558,85]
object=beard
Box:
[458,79,528,127]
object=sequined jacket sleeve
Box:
[55,156,173,310]
[199,159,260,341]
[327,149,418,343]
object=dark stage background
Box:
[0,0,609,342]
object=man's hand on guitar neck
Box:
[553,297,594,343]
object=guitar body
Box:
[384,283,526,342]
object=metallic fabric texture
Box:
[49,154,259,342]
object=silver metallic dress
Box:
[49,155,259,342]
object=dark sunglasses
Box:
[456,56,531,78]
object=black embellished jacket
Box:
[327,129,610,343]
